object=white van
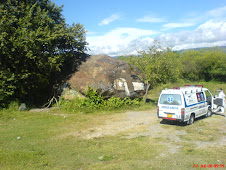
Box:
[157,85,213,125]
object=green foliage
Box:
[0,101,20,120]
[180,50,226,82]
[125,42,181,89]
[201,51,226,81]
[0,70,16,107]
[60,87,141,113]
[180,50,203,81]
[119,44,226,87]
[0,0,87,107]
[84,86,105,107]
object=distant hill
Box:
[115,46,226,58]
[176,46,226,53]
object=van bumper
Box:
[158,116,184,122]
[158,114,185,122]
[162,117,177,120]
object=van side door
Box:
[196,92,206,115]
[204,90,213,110]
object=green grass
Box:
[0,81,225,169]
[1,110,225,170]
[0,111,163,169]
[1,111,225,169]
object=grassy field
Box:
[0,82,226,169]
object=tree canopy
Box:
[125,41,181,102]
[180,49,226,82]
[0,0,88,107]
[118,43,226,103]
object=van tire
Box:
[187,114,195,125]
[206,108,212,117]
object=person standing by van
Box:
[219,88,225,114]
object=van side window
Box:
[205,90,211,98]
[204,90,212,104]
[196,92,205,102]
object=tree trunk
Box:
[143,81,150,103]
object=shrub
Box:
[60,87,141,113]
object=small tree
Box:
[128,41,180,103]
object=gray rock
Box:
[19,103,26,111]
[67,55,145,98]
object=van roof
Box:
[162,87,208,95]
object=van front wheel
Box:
[187,114,195,125]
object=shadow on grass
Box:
[145,98,158,105]
[212,112,226,117]
[159,114,212,127]
[160,119,187,127]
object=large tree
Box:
[0,0,87,106]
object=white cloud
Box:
[172,41,226,51]
[87,27,158,56]
[162,6,226,31]
[208,6,226,17]
[98,14,120,26]
[157,20,226,50]
[87,4,226,56]
[137,16,165,23]
[87,20,226,56]
[162,22,195,30]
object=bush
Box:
[60,87,141,113]
[0,101,20,120]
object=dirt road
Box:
[61,109,226,155]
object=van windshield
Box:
[160,94,182,105]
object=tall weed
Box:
[60,87,141,113]
[0,101,20,120]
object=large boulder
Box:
[67,55,145,98]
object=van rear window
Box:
[160,94,182,105]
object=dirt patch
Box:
[58,110,226,155]
[62,110,158,139]
[67,110,187,140]
[29,107,58,112]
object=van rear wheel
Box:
[187,114,195,125]
[206,108,212,117]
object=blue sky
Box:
[53,0,226,56]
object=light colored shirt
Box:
[219,90,225,106]
[219,91,225,99]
